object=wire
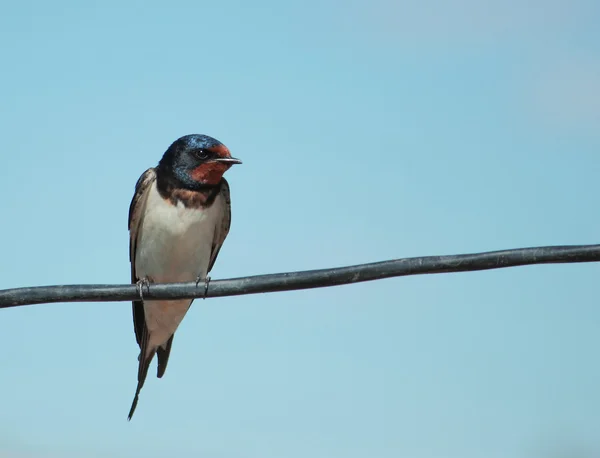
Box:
[1,244,599,309]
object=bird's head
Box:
[158,134,241,189]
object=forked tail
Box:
[127,329,155,420]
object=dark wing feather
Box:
[127,168,156,421]
[128,168,157,347]
[207,178,232,274]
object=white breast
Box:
[135,182,224,284]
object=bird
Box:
[126,134,241,420]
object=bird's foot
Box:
[136,277,151,301]
[195,275,211,299]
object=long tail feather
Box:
[127,328,155,421]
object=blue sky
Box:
[1,0,599,456]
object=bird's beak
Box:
[211,157,242,165]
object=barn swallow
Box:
[127,134,241,420]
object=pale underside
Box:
[135,181,226,353]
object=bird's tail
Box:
[127,329,156,421]
[156,335,174,379]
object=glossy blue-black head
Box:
[171,134,224,153]
[157,134,241,188]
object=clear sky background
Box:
[1,0,599,457]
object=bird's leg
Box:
[195,275,211,299]
[204,276,211,299]
[136,277,151,301]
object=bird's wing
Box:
[208,177,232,274]
[127,167,158,420]
[128,167,157,346]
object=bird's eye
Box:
[194,149,209,160]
